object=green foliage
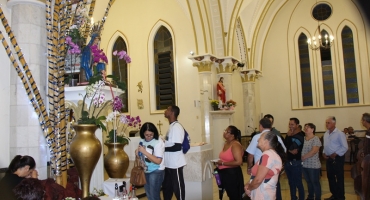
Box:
[106,129,130,144]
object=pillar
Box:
[7,0,48,178]
[241,69,260,136]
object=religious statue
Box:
[80,22,107,81]
[217,77,226,103]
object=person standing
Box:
[284,117,305,200]
[244,131,286,200]
[137,122,165,200]
[263,114,282,137]
[301,123,322,200]
[323,116,348,200]
[216,125,244,200]
[361,113,370,156]
[246,118,286,200]
[162,105,186,200]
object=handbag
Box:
[130,157,146,186]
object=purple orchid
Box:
[113,96,123,111]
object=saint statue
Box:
[217,77,226,103]
[80,33,101,81]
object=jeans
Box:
[302,168,321,200]
[285,160,305,200]
[326,155,345,200]
[144,169,165,200]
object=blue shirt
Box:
[323,128,348,156]
[246,129,287,164]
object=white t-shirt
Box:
[246,129,287,164]
[140,138,165,172]
[164,122,186,168]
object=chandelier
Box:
[307,0,334,50]
[307,25,334,50]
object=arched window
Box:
[320,30,335,105]
[341,26,359,103]
[112,37,128,112]
[154,26,175,110]
[298,33,313,106]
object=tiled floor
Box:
[137,162,359,200]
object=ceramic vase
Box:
[104,143,129,178]
[70,124,102,198]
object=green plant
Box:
[105,111,141,144]
[210,99,219,107]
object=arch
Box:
[148,20,177,113]
[336,19,364,104]
[106,31,130,112]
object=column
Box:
[209,111,234,159]
[241,69,260,136]
[188,54,215,143]
[7,0,48,178]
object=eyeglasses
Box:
[144,134,154,138]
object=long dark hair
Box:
[264,131,287,163]
[228,125,241,142]
[139,122,160,140]
[7,155,36,174]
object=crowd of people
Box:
[1,107,370,200]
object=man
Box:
[323,116,348,200]
[246,118,286,200]
[162,105,186,200]
[361,113,370,156]
[284,117,305,200]
[264,114,282,137]
[348,126,355,138]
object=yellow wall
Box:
[259,0,370,132]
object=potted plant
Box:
[210,99,220,110]
[104,111,141,178]
[226,99,237,110]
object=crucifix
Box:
[157,120,163,136]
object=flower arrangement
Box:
[105,111,141,144]
[91,45,108,64]
[65,36,81,84]
[210,99,219,107]
[89,188,106,197]
[78,79,108,130]
[226,99,237,107]
[113,49,131,83]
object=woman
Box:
[244,131,286,200]
[0,155,38,200]
[216,125,244,200]
[136,122,165,200]
[217,77,226,104]
[301,123,322,200]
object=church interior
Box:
[0,0,369,199]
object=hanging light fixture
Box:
[307,0,334,50]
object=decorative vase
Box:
[104,143,129,178]
[70,124,102,198]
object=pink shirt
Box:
[218,146,235,169]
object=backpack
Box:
[176,122,191,154]
[182,129,191,154]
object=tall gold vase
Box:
[104,143,129,178]
[70,124,102,198]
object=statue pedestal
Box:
[184,144,214,200]
[209,111,235,159]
